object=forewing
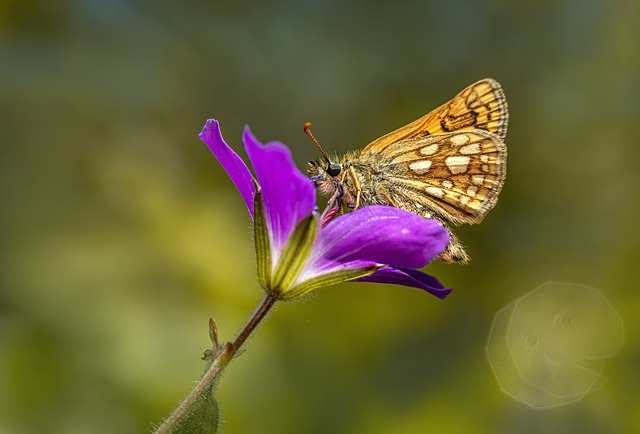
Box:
[363,79,508,154]
[376,130,506,225]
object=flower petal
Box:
[357,266,453,299]
[199,119,255,217]
[243,126,316,253]
[317,206,449,269]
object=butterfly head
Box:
[308,157,343,196]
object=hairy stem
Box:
[155,294,277,433]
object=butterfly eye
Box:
[327,163,342,177]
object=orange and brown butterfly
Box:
[307,78,508,263]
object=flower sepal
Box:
[253,184,271,290]
[268,214,317,299]
[282,264,380,301]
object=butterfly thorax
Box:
[309,150,401,209]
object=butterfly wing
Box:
[372,130,506,225]
[363,78,508,154]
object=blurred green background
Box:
[1,0,638,433]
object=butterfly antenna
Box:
[304,122,331,161]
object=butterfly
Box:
[307,78,508,263]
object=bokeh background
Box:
[1,0,638,433]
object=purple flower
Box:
[199,119,453,301]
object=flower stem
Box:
[231,293,277,351]
[155,294,277,433]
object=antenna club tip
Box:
[303,121,330,161]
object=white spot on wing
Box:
[450,134,470,146]
[409,160,432,175]
[467,185,479,196]
[472,175,485,185]
[442,180,454,189]
[420,144,439,155]
[425,186,445,198]
[446,156,471,174]
[459,143,481,155]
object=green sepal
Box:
[252,184,271,291]
[270,214,317,298]
[281,264,380,301]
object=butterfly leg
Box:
[380,190,398,207]
[334,171,351,213]
[346,167,362,210]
